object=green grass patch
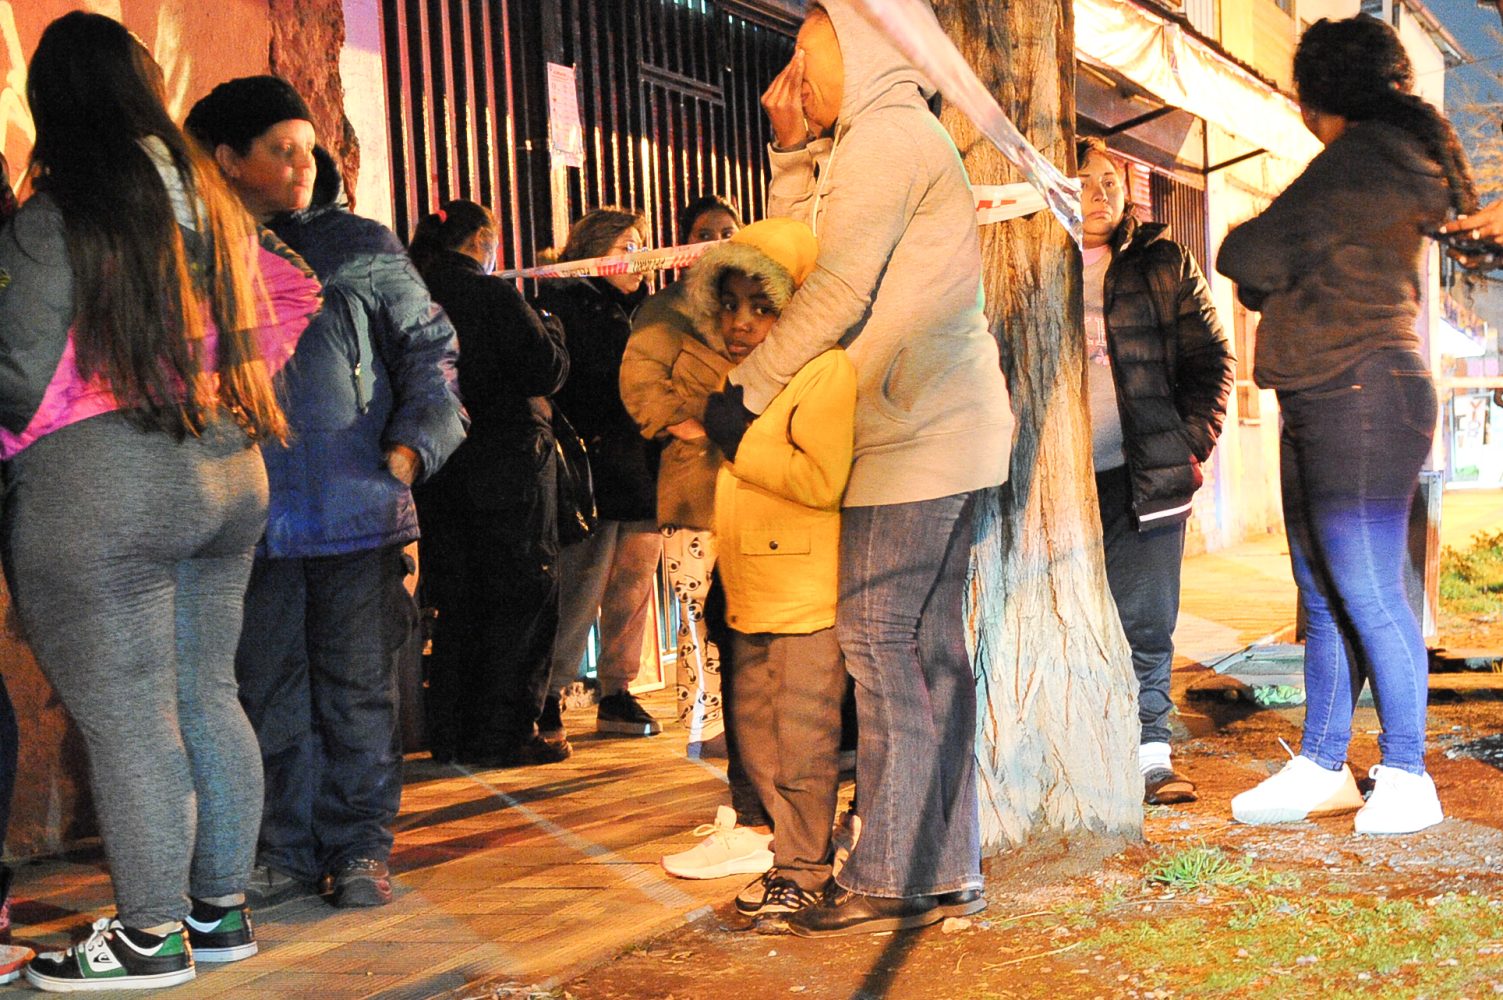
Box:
[1079,890,1503,999]
[1143,844,1299,893]
[1440,529,1503,616]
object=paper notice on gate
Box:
[547,63,585,169]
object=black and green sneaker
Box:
[184,899,258,962]
[24,917,195,992]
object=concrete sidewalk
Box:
[1,490,1492,998]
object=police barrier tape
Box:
[496,183,1044,280]
[851,0,1082,245]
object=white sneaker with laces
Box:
[1231,753,1364,824]
[1353,765,1443,835]
[661,805,773,880]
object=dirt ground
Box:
[533,631,1503,1000]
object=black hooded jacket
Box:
[534,277,656,523]
[1102,217,1235,529]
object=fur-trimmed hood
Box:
[683,240,798,347]
[681,217,818,346]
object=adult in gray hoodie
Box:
[704,0,1011,936]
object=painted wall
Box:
[0,0,270,192]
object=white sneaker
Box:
[1231,754,1365,824]
[1354,765,1444,835]
[661,806,773,879]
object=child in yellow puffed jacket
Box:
[693,220,856,925]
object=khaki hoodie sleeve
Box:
[728,352,856,511]
[731,114,927,413]
[620,313,698,440]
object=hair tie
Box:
[436,208,448,223]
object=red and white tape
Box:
[498,185,1044,281]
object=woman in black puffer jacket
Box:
[410,200,571,768]
[535,208,665,740]
[1077,137,1234,807]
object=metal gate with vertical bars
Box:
[380,0,797,263]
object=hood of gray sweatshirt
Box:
[730,0,1013,507]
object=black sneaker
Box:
[597,691,662,736]
[464,735,573,768]
[330,858,392,908]
[736,869,779,914]
[25,918,195,991]
[737,871,819,916]
[538,694,567,743]
[185,898,257,962]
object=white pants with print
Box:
[662,526,721,743]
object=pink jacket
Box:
[0,238,320,458]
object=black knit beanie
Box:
[184,75,312,154]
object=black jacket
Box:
[1103,218,1235,529]
[1216,121,1449,391]
[418,250,569,512]
[534,277,656,522]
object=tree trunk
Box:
[933,0,1142,852]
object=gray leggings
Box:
[4,412,267,927]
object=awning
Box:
[1074,0,1322,166]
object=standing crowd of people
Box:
[0,1,1477,989]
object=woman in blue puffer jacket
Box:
[186,81,465,910]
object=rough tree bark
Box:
[933,0,1143,853]
[267,0,361,206]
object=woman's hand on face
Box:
[762,49,809,151]
[666,418,708,441]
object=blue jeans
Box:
[1277,348,1437,775]
[836,493,981,898]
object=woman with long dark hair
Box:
[1218,15,1470,835]
[409,200,570,766]
[0,12,318,990]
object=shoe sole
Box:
[332,889,392,908]
[192,942,259,963]
[787,907,944,938]
[597,720,662,736]
[1354,810,1445,836]
[935,896,988,919]
[24,967,197,992]
[662,850,774,881]
[1232,800,1363,824]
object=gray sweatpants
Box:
[730,627,844,892]
[3,413,267,927]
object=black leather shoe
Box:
[786,886,941,937]
[934,888,987,918]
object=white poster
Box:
[546,62,584,169]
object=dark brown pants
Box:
[729,627,844,892]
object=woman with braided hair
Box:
[1217,14,1474,836]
